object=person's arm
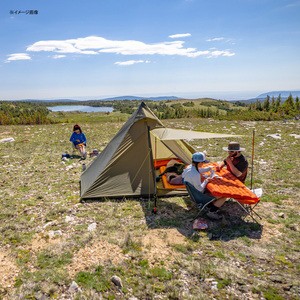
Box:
[81,133,87,145]
[193,174,211,192]
[198,166,211,173]
[70,133,81,146]
[70,133,76,144]
[200,178,210,191]
[224,157,243,177]
[216,161,225,172]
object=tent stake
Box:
[250,129,255,190]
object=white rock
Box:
[266,134,281,139]
[88,222,97,232]
[43,221,55,229]
[211,280,218,290]
[49,230,62,238]
[0,137,15,143]
[65,216,74,223]
[68,281,82,293]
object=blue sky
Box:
[1,0,300,100]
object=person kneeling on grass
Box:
[182,152,226,220]
[69,124,87,160]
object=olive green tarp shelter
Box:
[80,102,239,200]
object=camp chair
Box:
[184,181,216,218]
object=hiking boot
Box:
[206,210,222,220]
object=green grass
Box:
[0,114,299,299]
[36,251,73,269]
[263,286,285,300]
[75,266,111,292]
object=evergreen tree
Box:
[295,96,300,111]
[275,94,282,113]
[270,96,276,111]
[283,94,295,114]
[255,100,262,111]
[263,96,270,111]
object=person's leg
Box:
[206,197,227,220]
[211,197,227,208]
[75,144,83,156]
[77,144,87,158]
[82,144,87,158]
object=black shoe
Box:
[206,210,222,220]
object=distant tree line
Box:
[249,94,299,115]
[0,101,52,125]
[1,94,299,125]
[221,94,300,121]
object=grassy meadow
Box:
[0,110,299,299]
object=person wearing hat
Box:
[182,152,214,193]
[70,124,87,159]
[216,142,248,183]
[182,152,226,220]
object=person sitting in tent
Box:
[156,159,186,185]
[70,124,87,160]
[216,142,248,183]
[182,152,226,220]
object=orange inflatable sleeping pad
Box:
[154,158,183,169]
[203,163,260,205]
[159,166,186,190]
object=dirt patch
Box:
[67,229,186,277]
[67,239,125,277]
[29,234,62,252]
[0,249,19,289]
[141,228,186,266]
[260,223,283,242]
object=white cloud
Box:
[206,37,225,42]
[52,54,66,59]
[206,37,235,45]
[285,1,300,8]
[25,35,234,59]
[6,53,31,62]
[208,50,235,58]
[27,39,98,55]
[115,60,150,66]
[169,33,191,39]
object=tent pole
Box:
[147,125,157,213]
[250,129,255,190]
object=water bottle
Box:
[82,163,86,171]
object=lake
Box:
[47,105,113,113]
